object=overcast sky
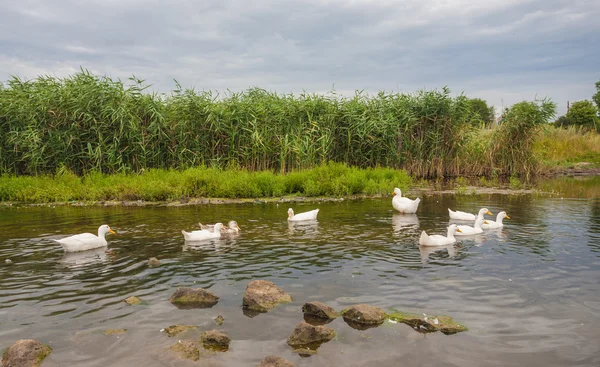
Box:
[1,0,599,115]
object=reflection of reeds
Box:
[0,71,557,178]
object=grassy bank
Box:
[534,125,600,170]
[0,163,411,203]
[1,70,555,178]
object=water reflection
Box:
[392,214,420,231]
[58,247,111,268]
[419,244,458,263]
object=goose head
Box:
[447,224,462,237]
[98,225,116,237]
[393,188,402,196]
[287,208,294,218]
[213,223,224,232]
[478,208,493,218]
[227,220,241,232]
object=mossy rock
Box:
[2,339,52,367]
[169,287,219,309]
[340,304,387,325]
[123,296,141,305]
[242,280,292,312]
[169,340,200,361]
[163,325,197,337]
[103,329,127,336]
[388,311,467,335]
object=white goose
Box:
[448,207,493,221]
[392,188,420,214]
[199,220,241,234]
[287,208,319,222]
[455,217,488,236]
[54,225,116,252]
[182,223,223,241]
[419,224,462,247]
[481,211,510,229]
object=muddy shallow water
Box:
[1,181,600,366]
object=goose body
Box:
[455,217,487,236]
[481,211,510,229]
[448,207,492,221]
[419,224,462,247]
[392,188,420,214]
[199,220,241,234]
[54,225,116,252]
[287,208,319,222]
[182,223,223,241]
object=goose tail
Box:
[419,231,428,246]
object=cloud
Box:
[1,0,598,115]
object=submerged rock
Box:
[258,355,296,367]
[302,301,339,320]
[169,287,219,309]
[287,321,335,348]
[163,325,197,337]
[341,304,387,327]
[242,280,292,312]
[103,329,127,335]
[5,259,12,264]
[169,340,200,361]
[2,339,52,367]
[123,296,141,305]
[147,257,160,267]
[215,315,224,325]
[292,348,318,357]
[201,330,230,351]
[388,311,468,335]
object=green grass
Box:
[533,125,600,169]
[0,162,412,203]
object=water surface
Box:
[1,184,600,366]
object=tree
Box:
[467,98,495,126]
[565,100,599,131]
[593,80,600,113]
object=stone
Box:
[169,287,219,309]
[103,329,127,335]
[1,339,52,367]
[242,280,292,312]
[215,315,224,325]
[123,296,141,305]
[169,340,199,361]
[163,325,197,337]
[258,355,296,366]
[286,321,335,348]
[301,301,339,320]
[388,311,468,335]
[201,330,230,351]
[341,304,387,325]
[147,257,160,267]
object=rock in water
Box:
[286,321,335,348]
[258,355,296,367]
[341,304,387,326]
[201,330,230,351]
[2,339,52,367]
[169,287,219,309]
[169,340,200,361]
[163,325,197,337]
[242,280,292,312]
[302,301,339,320]
[215,315,224,325]
[388,311,468,335]
[123,296,142,305]
[147,257,160,267]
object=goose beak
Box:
[505,215,510,219]
[484,221,489,224]
[486,210,493,215]
[109,229,116,235]
[392,191,396,195]
[456,228,462,233]
[237,226,241,232]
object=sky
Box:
[1,0,599,116]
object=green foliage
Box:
[563,100,599,131]
[466,98,495,127]
[593,81,600,112]
[0,162,412,203]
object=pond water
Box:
[1,180,600,366]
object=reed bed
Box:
[0,70,556,178]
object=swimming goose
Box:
[54,225,116,252]
[199,220,241,234]
[392,188,420,214]
[287,208,319,222]
[455,217,488,236]
[481,211,510,229]
[182,223,223,241]
[419,224,462,247]
[448,207,492,221]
